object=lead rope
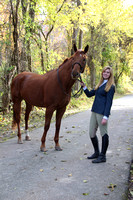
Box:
[71,74,83,98]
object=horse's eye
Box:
[83,58,86,62]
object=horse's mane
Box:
[42,58,70,76]
[59,58,69,68]
[43,54,74,75]
[58,55,74,69]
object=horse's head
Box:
[71,44,89,80]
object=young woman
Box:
[80,66,115,163]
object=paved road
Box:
[0,94,133,200]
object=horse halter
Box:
[57,64,83,98]
[72,62,84,73]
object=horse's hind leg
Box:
[25,102,32,141]
[12,99,22,144]
[54,106,66,151]
[40,107,54,152]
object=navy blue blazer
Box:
[84,83,115,117]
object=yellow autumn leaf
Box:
[68,173,72,177]
[83,180,88,183]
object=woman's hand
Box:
[101,118,107,125]
[80,82,86,88]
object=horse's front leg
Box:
[40,107,54,152]
[54,106,66,151]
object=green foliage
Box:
[0,0,133,112]
[102,44,117,66]
[116,74,133,94]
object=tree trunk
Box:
[88,55,96,88]
[79,29,83,49]
[87,26,96,88]
[71,27,79,55]
[10,0,20,73]
[21,0,28,71]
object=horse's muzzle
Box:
[71,71,80,80]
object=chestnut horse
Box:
[11,44,89,152]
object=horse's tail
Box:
[11,78,17,130]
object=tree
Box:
[21,0,36,72]
[0,0,133,112]
[10,0,20,73]
[82,0,133,88]
[36,0,67,71]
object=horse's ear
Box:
[73,44,77,52]
[84,45,89,53]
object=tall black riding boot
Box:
[87,136,100,159]
[92,134,109,163]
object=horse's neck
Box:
[59,59,75,90]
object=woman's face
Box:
[102,69,111,80]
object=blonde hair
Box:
[95,66,115,92]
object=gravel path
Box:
[0,94,133,200]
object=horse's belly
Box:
[23,92,44,107]
[21,82,45,107]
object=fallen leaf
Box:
[125,161,130,164]
[40,169,44,172]
[107,183,117,191]
[61,160,67,162]
[84,153,87,155]
[66,131,71,133]
[52,167,56,170]
[82,193,89,196]
[104,193,109,196]
[83,180,88,183]
[117,148,121,151]
[68,173,72,177]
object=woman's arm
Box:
[80,82,95,97]
[104,85,115,117]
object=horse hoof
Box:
[18,140,23,144]
[55,146,62,151]
[40,147,47,152]
[25,136,31,141]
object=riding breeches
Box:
[89,112,108,138]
